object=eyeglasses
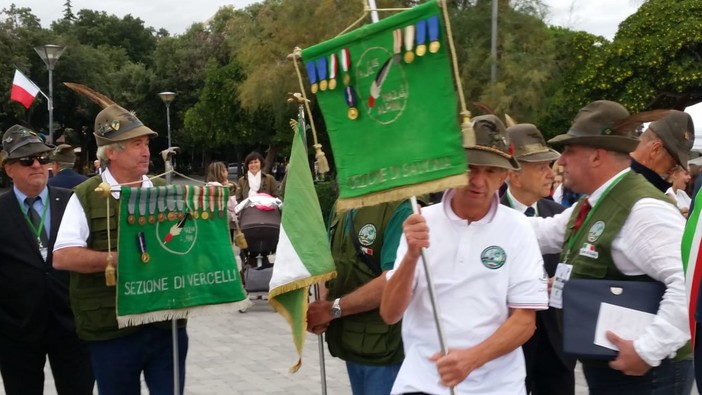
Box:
[14,154,51,167]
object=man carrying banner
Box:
[307,198,412,395]
[502,123,576,395]
[380,115,549,394]
[0,125,94,395]
[529,101,693,394]
[53,104,188,395]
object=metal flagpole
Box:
[410,196,454,395]
[161,148,181,395]
[295,98,328,395]
[313,284,328,395]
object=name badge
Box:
[549,263,573,309]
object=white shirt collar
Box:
[442,188,499,224]
[505,187,537,214]
[586,168,630,206]
[102,168,153,199]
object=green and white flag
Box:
[301,0,467,210]
[269,119,336,373]
[117,185,250,327]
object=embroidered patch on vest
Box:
[481,246,506,269]
[358,224,377,246]
[587,221,605,243]
[579,242,599,259]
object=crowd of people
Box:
[0,98,700,395]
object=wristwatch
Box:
[331,298,342,319]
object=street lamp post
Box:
[34,44,65,145]
[158,91,176,186]
[158,91,176,149]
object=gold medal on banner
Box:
[141,252,150,264]
[329,79,337,90]
[148,215,155,224]
[128,215,136,225]
[201,211,209,220]
[192,211,199,219]
[348,107,359,120]
[158,213,166,222]
[178,212,185,220]
[416,45,426,57]
[429,41,440,53]
[319,80,328,91]
[167,212,176,221]
[404,51,415,64]
[138,216,146,226]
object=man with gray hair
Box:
[53,104,188,395]
[48,144,87,189]
[630,110,695,192]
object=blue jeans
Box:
[346,361,401,395]
[583,358,693,395]
[89,325,188,395]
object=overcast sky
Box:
[14,0,639,39]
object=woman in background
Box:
[235,152,278,201]
[205,161,239,237]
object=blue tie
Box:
[524,207,536,217]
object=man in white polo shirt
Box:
[380,115,549,395]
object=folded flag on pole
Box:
[682,193,702,346]
[268,118,336,373]
[11,70,40,109]
[300,0,467,210]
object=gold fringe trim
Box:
[116,299,253,328]
[268,271,338,373]
[335,174,467,212]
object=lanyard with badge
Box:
[549,172,627,308]
[22,200,49,261]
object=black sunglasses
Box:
[14,154,51,167]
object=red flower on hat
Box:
[508,142,515,155]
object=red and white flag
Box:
[10,70,40,109]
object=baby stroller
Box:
[235,194,282,307]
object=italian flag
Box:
[268,118,336,372]
[682,192,702,346]
[10,70,40,109]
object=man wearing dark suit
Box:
[48,143,87,189]
[0,125,94,395]
[502,123,575,395]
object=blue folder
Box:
[562,278,665,360]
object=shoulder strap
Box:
[347,211,382,276]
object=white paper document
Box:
[594,302,656,350]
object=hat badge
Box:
[602,127,614,135]
[110,120,120,131]
[2,136,12,143]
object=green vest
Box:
[325,202,404,365]
[70,175,177,341]
[562,171,692,362]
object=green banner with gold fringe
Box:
[301,0,466,210]
[116,185,249,327]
